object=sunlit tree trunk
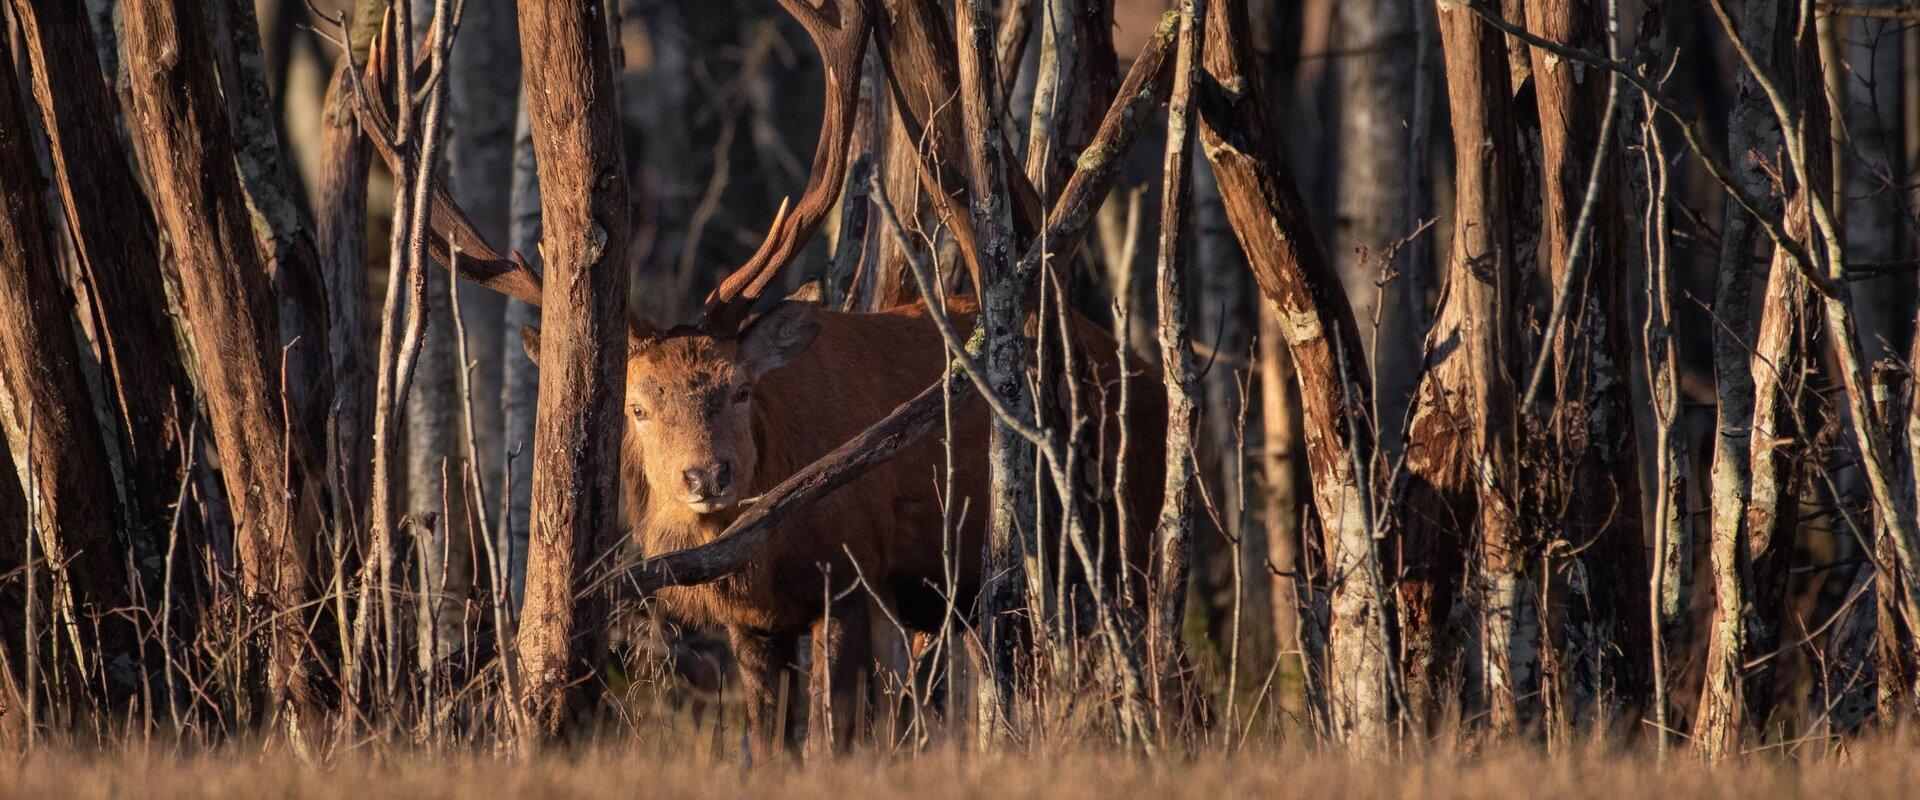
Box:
[124,0,329,724]
[1196,0,1390,750]
[513,0,634,738]
[1409,0,1524,731]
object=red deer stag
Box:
[351,0,1164,752]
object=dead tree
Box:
[0,52,143,711]
[1408,0,1524,730]
[512,0,635,737]
[1195,0,1391,749]
[7,0,201,572]
[122,0,328,720]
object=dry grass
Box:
[7,737,1920,799]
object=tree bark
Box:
[121,0,327,721]
[1196,0,1390,749]
[955,0,1037,739]
[212,0,336,460]
[1408,0,1524,730]
[8,0,200,573]
[1694,0,1790,757]
[1025,0,1117,202]
[447,0,518,559]
[1522,0,1650,721]
[0,53,142,710]
[1151,0,1205,719]
[502,97,540,614]
[513,0,634,738]
[1332,0,1423,451]
[317,7,378,537]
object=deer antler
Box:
[698,0,872,334]
[344,14,660,341]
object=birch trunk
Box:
[1522,0,1649,721]
[1695,0,1790,757]
[955,0,1037,739]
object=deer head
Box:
[354,0,868,516]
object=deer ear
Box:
[519,325,542,365]
[739,301,820,378]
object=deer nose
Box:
[681,461,734,498]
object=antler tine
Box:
[699,0,871,334]
[347,14,662,342]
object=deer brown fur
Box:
[525,296,1165,750]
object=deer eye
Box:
[629,404,649,422]
[731,386,751,405]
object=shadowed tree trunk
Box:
[317,0,384,538]
[211,0,336,460]
[8,0,201,574]
[1332,0,1423,451]
[955,0,1038,739]
[122,0,328,723]
[502,96,540,613]
[513,0,634,738]
[1195,0,1390,749]
[0,52,143,711]
[1407,0,1523,731]
[1694,0,1792,758]
[446,0,519,605]
[1025,0,1116,202]
[1521,0,1650,722]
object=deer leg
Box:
[730,626,803,758]
[808,598,872,755]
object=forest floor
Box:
[8,737,1920,799]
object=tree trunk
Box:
[1332,0,1423,451]
[121,0,327,722]
[1694,0,1790,758]
[1025,0,1116,202]
[8,0,201,574]
[955,0,1038,739]
[502,97,541,614]
[513,0,634,738]
[449,0,520,517]
[1151,0,1205,718]
[1522,0,1650,722]
[212,0,336,460]
[317,4,379,538]
[0,53,142,710]
[1196,0,1390,750]
[1410,0,1523,731]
